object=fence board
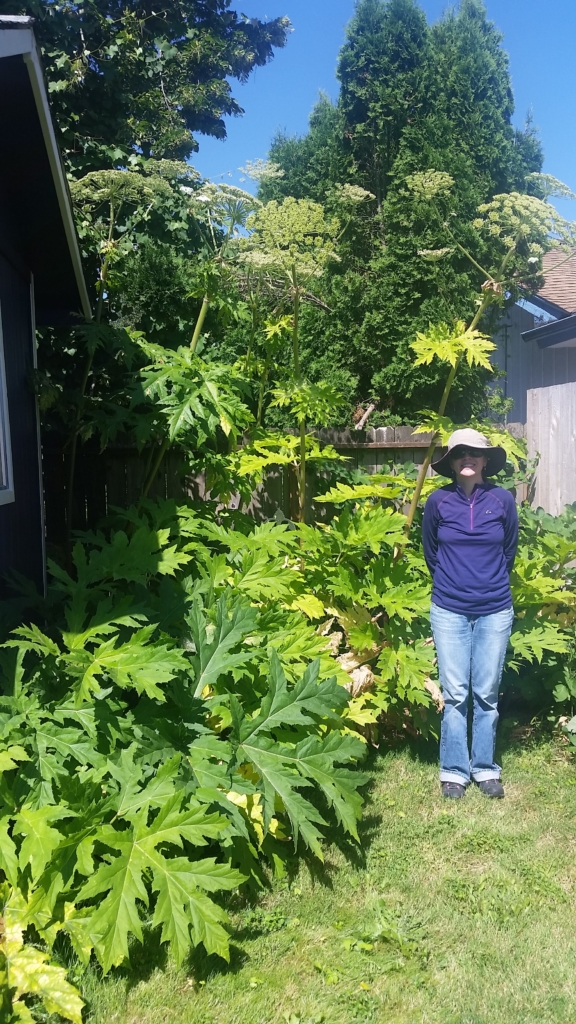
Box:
[528,382,576,515]
[42,423,526,545]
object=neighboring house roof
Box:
[536,250,576,316]
[520,249,576,349]
[0,16,91,323]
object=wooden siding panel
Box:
[0,252,43,592]
[494,304,576,426]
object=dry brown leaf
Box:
[325,631,343,656]
[345,665,375,697]
[316,617,335,637]
[424,677,444,711]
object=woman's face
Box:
[449,447,488,484]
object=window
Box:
[0,303,14,505]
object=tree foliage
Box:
[3,0,290,172]
[261,0,544,423]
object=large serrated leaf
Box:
[238,741,326,858]
[67,627,188,703]
[233,549,298,602]
[13,805,76,882]
[231,656,367,858]
[239,653,347,742]
[188,595,257,698]
[78,790,242,971]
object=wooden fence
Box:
[42,427,438,546]
[527,382,576,515]
[43,423,532,547]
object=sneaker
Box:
[477,779,505,798]
[441,781,466,799]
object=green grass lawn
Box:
[81,721,576,1024]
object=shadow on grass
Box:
[372,707,566,780]
[109,925,170,989]
[183,941,250,983]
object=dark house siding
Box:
[491,303,576,424]
[0,250,43,593]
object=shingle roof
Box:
[535,250,576,315]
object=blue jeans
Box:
[430,602,514,785]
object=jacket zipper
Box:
[470,489,479,530]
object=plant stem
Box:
[65,205,115,552]
[447,234,493,282]
[95,201,116,324]
[402,359,461,539]
[257,354,271,426]
[190,296,210,352]
[141,437,170,499]
[244,278,261,372]
[298,420,306,524]
[401,292,492,545]
[291,269,306,522]
[292,279,300,378]
[244,310,257,372]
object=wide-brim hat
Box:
[431,428,507,478]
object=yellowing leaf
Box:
[0,746,30,772]
[290,594,325,619]
[1,892,84,1024]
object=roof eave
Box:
[0,20,92,322]
[522,313,576,349]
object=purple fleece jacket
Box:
[422,481,518,616]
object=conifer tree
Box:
[261,94,347,205]
[261,0,543,423]
[337,0,428,220]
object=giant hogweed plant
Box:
[40,165,262,543]
[0,490,575,1005]
[0,500,370,985]
[312,458,576,728]
[239,189,373,522]
[358,170,576,545]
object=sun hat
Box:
[431,428,507,478]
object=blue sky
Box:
[192,0,576,219]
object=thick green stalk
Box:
[95,200,115,324]
[244,283,260,372]
[190,296,210,352]
[298,419,307,524]
[292,278,300,377]
[291,272,306,522]
[402,358,461,538]
[257,354,272,426]
[141,437,170,499]
[401,294,492,544]
[66,205,115,551]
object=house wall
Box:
[492,303,576,423]
[0,249,44,594]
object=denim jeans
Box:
[430,602,514,785]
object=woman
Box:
[422,428,518,799]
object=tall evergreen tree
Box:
[261,94,347,205]
[261,0,543,422]
[337,0,428,219]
